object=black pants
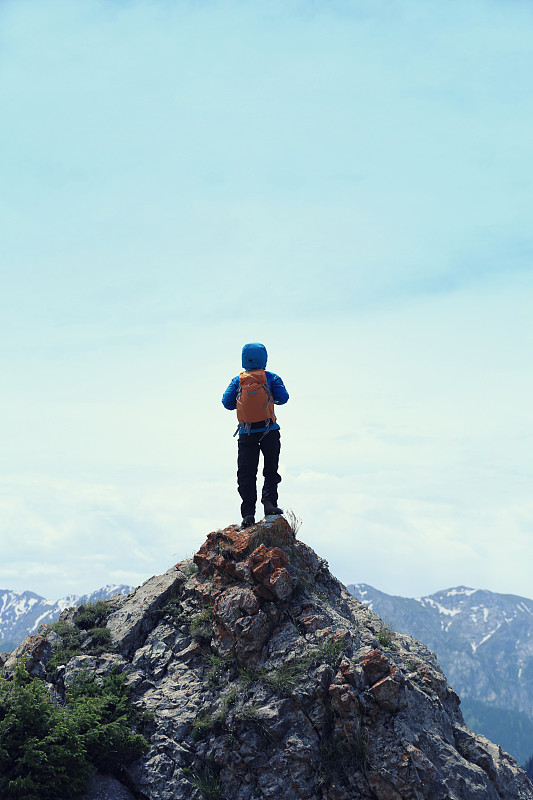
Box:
[237,429,281,518]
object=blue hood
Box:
[242,342,268,370]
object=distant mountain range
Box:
[0,585,133,654]
[347,583,533,765]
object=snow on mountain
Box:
[347,583,533,764]
[0,585,133,653]
[349,583,533,659]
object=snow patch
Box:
[446,587,477,597]
[471,623,502,653]
[422,597,461,617]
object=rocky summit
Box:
[3,517,533,800]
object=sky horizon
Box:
[1,0,532,602]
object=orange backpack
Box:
[236,370,276,430]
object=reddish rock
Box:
[5,517,532,800]
[329,680,361,740]
[213,585,276,664]
[339,656,359,686]
[360,648,390,685]
[268,567,294,600]
[329,681,360,715]
[253,584,276,601]
[249,544,272,581]
[405,744,450,797]
[233,561,251,583]
[192,520,298,605]
[371,675,400,712]
[215,586,260,621]
[250,544,289,579]
[331,629,350,644]
[299,614,321,633]
[417,665,448,698]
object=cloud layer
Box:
[1,0,532,600]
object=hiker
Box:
[222,343,289,530]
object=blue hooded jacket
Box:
[222,343,289,435]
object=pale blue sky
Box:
[1,0,532,600]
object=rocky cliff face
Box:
[347,583,533,764]
[3,518,533,800]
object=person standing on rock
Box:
[222,343,289,530]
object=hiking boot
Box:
[263,501,283,516]
[240,516,255,530]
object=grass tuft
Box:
[190,607,214,642]
[186,766,224,800]
[284,509,302,535]
[263,636,346,696]
[377,624,394,648]
[181,560,198,577]
[316,728,369,788]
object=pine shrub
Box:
[0,663,148,800]
[73,601,113,631]
[0,666,91,800]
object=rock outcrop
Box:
[347,583,533,765]
[4,517,533,800]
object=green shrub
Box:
[161,583,186,625]
[0,664,148,800]
[191,711,219,741]
[205,654,233,686]
[181,560,198,577]
[73,601,113,631]
[191,688,237,742]
[47,621,83,675]
[377,624,394,648]
[84,626,113,655]
[264,663,301,696]
[163,599,186,625]
[46,601,117,676]
[238,666,258,685]
[314,637,346,666]
[0,665,91,800]
[46,621,115,676]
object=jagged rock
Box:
[2,625,58,678]
[360,647,391,685]
[106,566,187,658]
[3,518,533,800]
